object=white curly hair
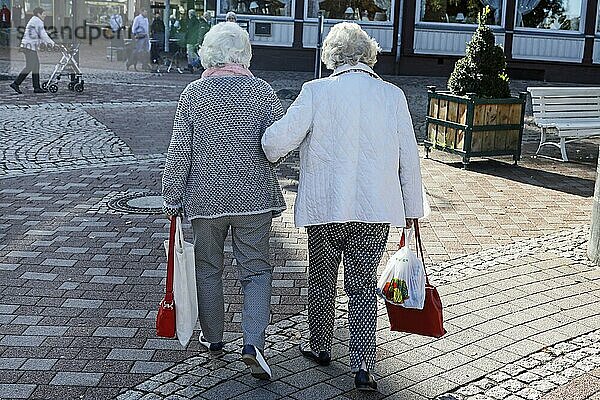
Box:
[321,22,381,70]
[199,22,252,69]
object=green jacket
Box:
[185,16,210,46]
[197,18,210,46]
[185,16,200,45]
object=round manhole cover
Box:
[107,192,163,214]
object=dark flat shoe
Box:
[355,369,377,392]
[299,343,331,366]
[198,336,224,355]
[10,83,22,94]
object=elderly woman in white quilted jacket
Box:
[262,22,424,391]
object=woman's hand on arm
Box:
[262,82,314,163]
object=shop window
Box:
[516,0,582,31]
[418,0,502,25]
[596,2,600,33]
[82,0,127,26]
[307,0,392,22]
[23,0,54,18]
[219,0,293,17]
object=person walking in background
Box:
[0,4,10,46]
[9,7,55,94]
[128,9,151,71]
[169,15,180,36]
[226,11,237,22]
[184,9,200,73]
[162,21,285,381]
[11,4,21,28]
[262,22,425,391]
[109,8,124,47]
[195,11,210,69]
[151,12,165,64]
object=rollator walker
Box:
[42,42,84,93]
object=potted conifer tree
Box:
[424,6,527,166]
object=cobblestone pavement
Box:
[1,69,599,399]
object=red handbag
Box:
[385,220,446,338]
[156,217,177,338]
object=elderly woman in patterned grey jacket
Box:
[162,21,285,381]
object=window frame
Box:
[303,0,395,25]
[216,0,296,20]
[513,0,587,35]
[595,0,600,36]
[414,0,507,29]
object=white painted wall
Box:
[249,20,294,47]
[591,38,600,63]
[413,27,505,56]
[512,33,584,63]
[303,23,394,51]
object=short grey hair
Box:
[200,22,252,68]
[225,11,237,21]
[321,22,381,70]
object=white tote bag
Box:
[164,216,198,347]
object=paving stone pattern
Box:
[1,70,599,399]
[438,331,600,400]
[119,227,600,399]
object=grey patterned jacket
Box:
[162,76,286,219]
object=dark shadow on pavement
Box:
[424,139,597,198]
[450,159,594,197]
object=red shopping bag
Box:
[385,220,446,338]
[156,217,176,338]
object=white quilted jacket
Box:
[262,63,424,228]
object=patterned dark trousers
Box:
[306,222,390,372]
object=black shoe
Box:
[299,343,331,366]
[198,336,224,354]
[241,344,272,380]
[33,88,48,93]
[9,83,22,94]
[355,369,377,392]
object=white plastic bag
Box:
[376,228,426,310]
[164,216,198,347]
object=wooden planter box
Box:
[424,87,527,165]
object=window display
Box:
[418,0,502,25]
[24,0,54,16]
[516,0,581,31]
[307,0,392,21]
[219,0,292,17]
[83,0,126,25]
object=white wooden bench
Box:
[527,87,600,161]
